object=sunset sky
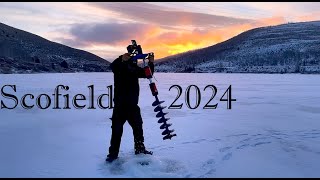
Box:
[1,2,320,61]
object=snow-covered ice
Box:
[0,73,320,177]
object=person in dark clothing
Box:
[106,52,155,163]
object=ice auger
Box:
[127,40,177,140]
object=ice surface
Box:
[0,73,320,177]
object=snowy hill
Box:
[155,21,320,74]
[0,23,111,74]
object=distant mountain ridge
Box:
[0,22,110,74]
[155,21,320,74]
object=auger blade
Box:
[160,123,172,129]
[163,133,177,140]
[162,129,174,135]
[154,105,167,112]
[158,117,170,123]
[152,100,165,107]
[156,111,168,118]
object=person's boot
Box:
[137,149,153,155]
[105,154,118,163]
[134,140,153,155]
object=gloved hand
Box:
[121,53,131,62]
[148,53,155,63]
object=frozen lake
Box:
[0,73,320,177]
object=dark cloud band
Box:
[88,2,253,28]
[69,23,151,44]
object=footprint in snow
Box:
[251,141,271,147]
[237,144,250,149]
[219,146,232,152]
[222,153,232,161]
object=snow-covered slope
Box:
[0,73,320,177]
[156,21,320,74]
[0,23,111,74]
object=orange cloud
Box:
[132,24,251,59]
[138,16,288,59]
[295,12,320,22]
[255,16,286,27]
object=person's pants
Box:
[108,104,145,157]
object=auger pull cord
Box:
[127,40,177,140]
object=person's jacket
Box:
[110,55,154,107]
